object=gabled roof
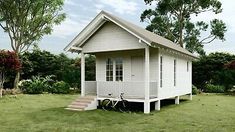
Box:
[64,11,197,58]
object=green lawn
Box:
[0,94,234,132]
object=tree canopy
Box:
[0,0,66,54]
[141,0,227,55]
[0,0,66,88]
[193,52,235,90]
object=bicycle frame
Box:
[107,93,125,108]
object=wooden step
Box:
[65,108,83,111]
[68,105,86,109]
[74,99,92,103]
[76,98,94,101]
[65,96,97,111]
[80,96,96,99]
[71,102,88,106]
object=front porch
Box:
[84,81,158,102]
[80,47,159,113]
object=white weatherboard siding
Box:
[150,48,159,82]
[82,22,146,53]
[95,49,159,83]
[95,50,144,82]
[158,49,192,99]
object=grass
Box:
[0,94,234,132]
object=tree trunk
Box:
[178,8,184,48]
[0,88,2,98]
[14,71,20,89]
[13,53,20,89]
[179,30,183,47]
[0,71,4,98]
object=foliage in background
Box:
[224,60,235,69]
[19,76,53,94]
[0,0,66,88]
[193,52,235,92]
[204,84,225,93]
[141,0,226,55]
[19,76,70,94]
[192,85,199,95]
[19,48,96,89]
[50,81,70,94]
[0,50,21,97]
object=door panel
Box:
[131,56,144,81]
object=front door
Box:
[131,56,144,81]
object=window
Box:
[187,61,189,72]
[115,58,123,81]
[160,56,163,87]
[106,58,113,81]
[174,59,176,86]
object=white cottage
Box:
[64,11,197,114]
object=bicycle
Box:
[101,93,129,112]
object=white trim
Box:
[81,52,85,96]
[79,20,107,47]
[157,48,161,97]
[71,47,82,51]
[64,14,106,51]
[144,47,150,114]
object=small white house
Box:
[64,11,197,113]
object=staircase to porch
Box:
[65,96,97,111]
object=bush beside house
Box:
[193,52,235,93]
[19,76,71,94]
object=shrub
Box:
[50,81,70,94]
[193,52,235,90]
[19,76,53,94]
[192,85,199,95]
[205,84,225,93]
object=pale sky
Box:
[0,0,234,57]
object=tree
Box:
[141,0,227,55]
[0,50,21,98]
[0,0,66,88]
[225,60,235,70]
[192,52,235,90]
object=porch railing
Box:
[85,81,158,99]
[84,81,97,95]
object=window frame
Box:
[187,61,189,72]
[115,58,123,81]
[160,55,163,88]
[174,59,176,87]
[106,58,113,81]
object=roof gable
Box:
[64,11,197,58]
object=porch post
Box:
[189,93,192,100]
[144,47,150,114]
[81,51,85,96]
[175,96,179,104]
[155,100,160,111]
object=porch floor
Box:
[96,95,159,103]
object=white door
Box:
[131,56,144,81]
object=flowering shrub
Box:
[0,50,21,97]
[0,50,21,71]
[19,76,53,94]
[19,75,70,94]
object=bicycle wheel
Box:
[101,99,112,111]
[118,100,129,112]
